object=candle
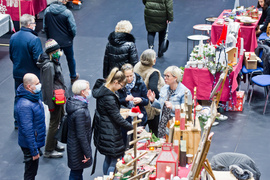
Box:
[165,166,171,180]
[149,174,156,180]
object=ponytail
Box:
[105,67,126,87]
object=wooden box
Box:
[244,52,259,69]
[173,117,201,156]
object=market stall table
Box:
[182,55,244,104]
[211,10,260,52]
[3,0,47,21]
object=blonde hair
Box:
[121,63,134,73]
[115,20,133,33]
[164,66,183,83]
[105,67,126,87]
[72,80,89,95]
[140,49,156,66]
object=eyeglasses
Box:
[30,22,36,25]
[118,82,124,88]
[164,74,174,78]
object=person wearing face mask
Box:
[66,80,92,180]
[37,39,66,158]
[9,14,43,129]
[16,73,46,180]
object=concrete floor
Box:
[0,0,269,179]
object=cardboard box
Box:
[228,91,245,111]
[244,52,258,69]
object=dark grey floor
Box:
[0,0,269,179]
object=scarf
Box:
[125,73,136,108]
[20,91,41,102]
[158,88,175,138]
[74,95,88,104]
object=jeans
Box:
[103,155,119,175]
[21,147,40,180]
[69,169,83,180]
[45,104,64,152]
[147,29,166,52]
[14,78,23,126]
[62,45,77,79]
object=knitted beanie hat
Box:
[45,39,60,54]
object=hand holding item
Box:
[147,90,155,102]
[126,95,134,102]
[133,97,142,105]
[82,155,90,163]
[165,101,173,109]
[32,154,40,161]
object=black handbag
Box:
[55,114,68,144]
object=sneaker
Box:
[71,73,80,84]
[55,145,65,152]
[43,150,63,158]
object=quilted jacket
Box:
[16,84,46,156]
[103,32,138,78]
[66,97,92,170]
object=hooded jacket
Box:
[44,2,76,47]
[66,97,92,170]
[92,79,133,157]
[9,27,43,79]
[117,73,149,126]
[37,53,66,110]
[16,84,46,156]
[103,32,138,78]
[143,0,174,32]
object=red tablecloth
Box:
[4,0,47,21]
[211,10,259,52]
[182,55,244,104]
[178,164,192,178]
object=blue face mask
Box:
[33,83,42,94]
[86,90,92,99]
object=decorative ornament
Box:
[0,0,7,14]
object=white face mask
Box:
[86,90,92,99]
[32,26,35,31]
[33,83,42,94]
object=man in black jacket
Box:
[43,0,79,84]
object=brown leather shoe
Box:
[71,73,79,84]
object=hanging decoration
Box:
[6,0,19,8]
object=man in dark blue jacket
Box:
[9,14,43,129]
[16,73,46,180]
[44,0,79,84]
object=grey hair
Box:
[164,66,183,83]
[20,14,35,28]
[72,80,90,95]
[115,20,133,33]
[140,49,156,66]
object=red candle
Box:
[149,174,156,180]
[165,166,171,180]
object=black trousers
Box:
[146,115,159,137]
[147,29,166,52]
[21,147,41,180]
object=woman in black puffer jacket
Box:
[92,68,134,175]
[103,20,139,79]
[66,80,92,180]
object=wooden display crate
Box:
[173,117,201,156]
